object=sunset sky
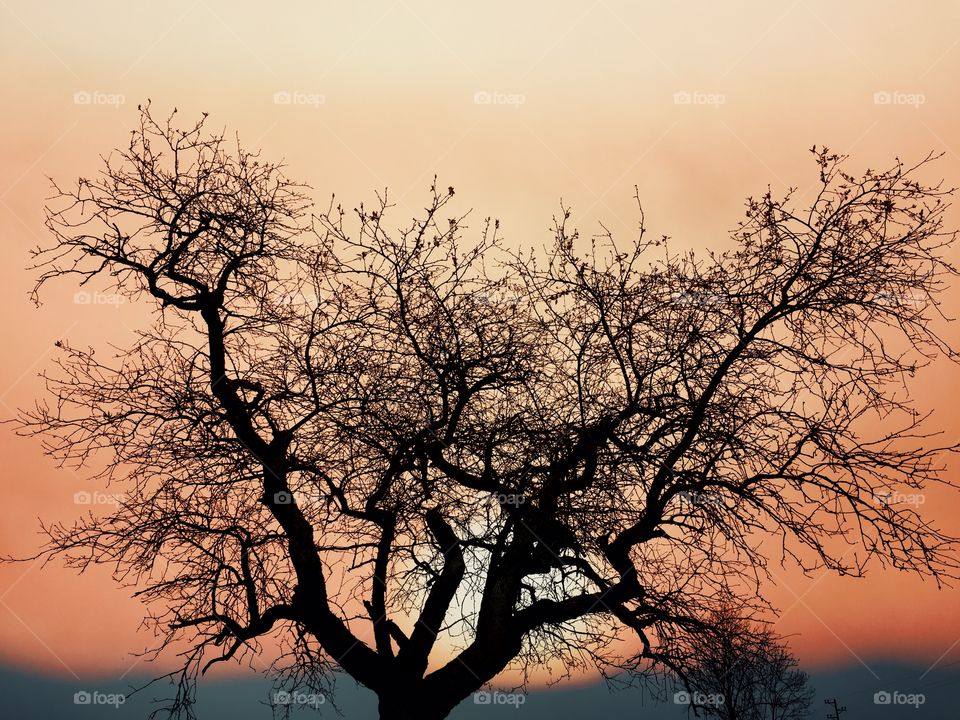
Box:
[2,0,960,692]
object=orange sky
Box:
[2,0,960,686]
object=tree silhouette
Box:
[824,698,847,719]
[673,609,813,720]
[16,105,960,719]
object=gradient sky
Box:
[2,0,960,689]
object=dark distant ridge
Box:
[0,659,955,719]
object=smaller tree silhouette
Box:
[823,698,847,720]
[675,610,813,720]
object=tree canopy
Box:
[17,105,960,719]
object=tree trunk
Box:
[378,696,450,720]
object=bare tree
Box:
[674,609,813,720]
[14,105,960,719]
[823,698,847,719]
